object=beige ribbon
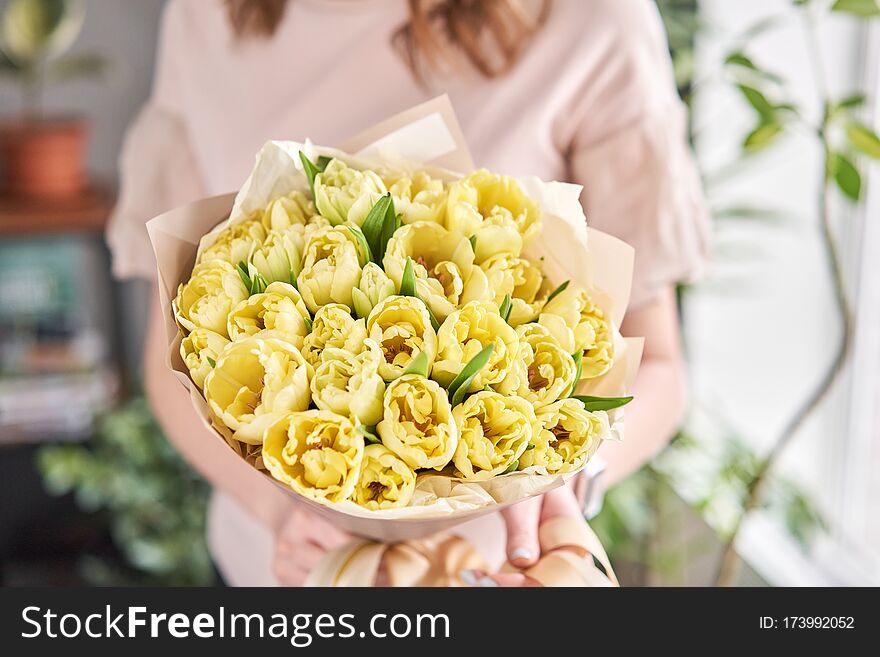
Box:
[304,518,617,587]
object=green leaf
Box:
[316,155,332,170]
[236,261,251,290]
[743,121,782,152]
[398,256,440,331]
[303,315,313,332]
[346,225,373,264]
[569,351,583,397]
[299,151,321,195]
[724,52,782,83]
[846,121,880,159]
[468,234,477,252]
[403,351,430,377]
[400,256,417,297]
[545,280,569,304]
[830,0,880,18]
[736,84,775,119]
[360,194,394,263]
[447,343,494,406]
[288,269,299,288]
[525,443,536,451]
[572,395,634,412]
[206,357,216,369]
[357,424,381,445]
[499,294,512,322]
[503,460,519,474]
[828,152,862,201]
[836,93,866,110]
[378,199,401,263]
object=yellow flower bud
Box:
[199,216,266,266]
[480,253,545,325]
[520,399,609,474]
[204,337,313,444]
[227,281,311,348]
[351,262,396,318]
[174,260,248,337]
[383,221,490,321]
[249,230,301,285]
[388,170,447,224]
[446,169,541,260]
[377,374,458,470]
[311,340,386,426]
[540,286,613,379]
[297,225,363,313]
[302,303,367,368]
[452,390,535,480]
[353,444,417,510]
[263,410,364,503]
[366,295,438,381]
[497,324,576,408]
[432,301,519,391]
[314,158,387,226]
[260,191,316,232]
[180,328,229,389]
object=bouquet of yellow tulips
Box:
[149,98,641,541]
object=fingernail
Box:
[459,569,479,586]
[510,547,533,563]
[477,577,498,587]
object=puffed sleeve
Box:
[561,0,710,309]
[105,1,204,280]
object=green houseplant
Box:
[0,0,106,198]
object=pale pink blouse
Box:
[107,0,709,585]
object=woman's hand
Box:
[461,483,585,587]
[272,505,354,586]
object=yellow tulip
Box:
[203,337,313,444]
[540,285,613,379]
[297,225,363,313]
[302,303,367,368]
[174,259,248,337]
[351,262,396,319]
[520,399,609,474]
[377,374,457,470]
[180,328,229,389]
[314,158,387,226]
[383,221,491,320]
[227,281,311,348]
[388,170,447,224]
[311,340,386,426]
[353,444,417,510]
[432,300,519,390]
[480,253,545,325]
[446,169,541,261]
[366,295,437,381]
[452,390,535,480]
[263,410,364,503]
[497,324,576,408]
[259,191,316,232]
[249,230,301,285]
[198,216,266,267]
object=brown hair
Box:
[225,0,551,80]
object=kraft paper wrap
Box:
[147,96,643,542]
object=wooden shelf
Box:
[0,187,114,237]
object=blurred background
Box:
[0,0,878,586]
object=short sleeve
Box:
[560,0,710,308]
[105,0,204,280]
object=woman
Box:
[108,0,708,587]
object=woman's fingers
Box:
[273,506,354,586]
[500,496,542,567]
[460,569,540,588]
[540,484,583,522]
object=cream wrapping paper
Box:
[147,96,643,542]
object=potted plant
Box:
[0,0,106,199]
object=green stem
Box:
[713,7,853,586]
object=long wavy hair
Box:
[225,0,551,80]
